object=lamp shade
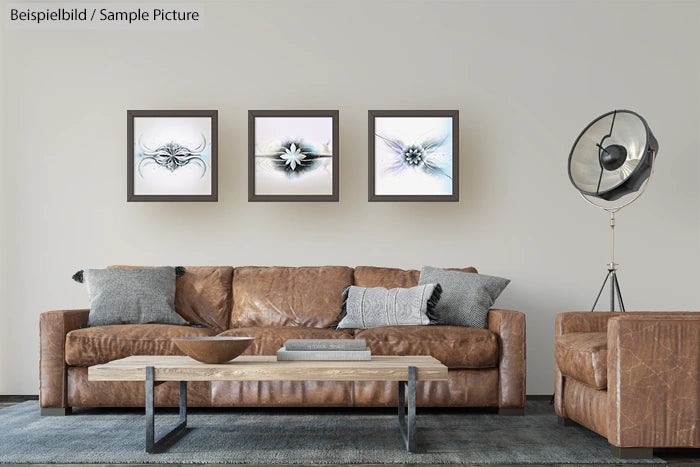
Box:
[568,110,658,201]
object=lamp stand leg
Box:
[591,272,611,311]
[610,270,616,311]
[612,272,625,312]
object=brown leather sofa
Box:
[554,311,700,458]
[40,266,525,415]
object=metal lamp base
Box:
[590,211,626,312]
[591,267,625,312]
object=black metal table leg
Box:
[145,366,188,453]
[397,365,417,452]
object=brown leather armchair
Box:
[554,312,700,458]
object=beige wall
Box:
[1,0,699,395]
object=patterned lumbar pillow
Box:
[418,266,509,328]
[72,266,188,327]
[334,283,442,330]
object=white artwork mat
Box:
[133,117,212,196]
[374,116,453,196]
[254,117,334,196]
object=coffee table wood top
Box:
[88,355,448,382]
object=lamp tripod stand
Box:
[591,211,625,312]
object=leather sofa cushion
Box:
[65,324,216,366]
[353,266,478,289]
[67,366,212,407]
[354,267,421,289]
[230,266,354,328]
[110,265,234,333]
[355,325,498,369]
[218,327,354,355]
[174,266,234,333]
[555,332,608,389]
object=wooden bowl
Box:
[172,336,254,364]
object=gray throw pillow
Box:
[335,283,442,330]
[418,266,509,328]
[74,267,187,327]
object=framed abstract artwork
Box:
[248,110,339,202]
[127,110,218,202]
[368,110,458,201]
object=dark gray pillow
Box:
[334,283,442,330]
[74,267,187,327]
[418,266,509,328]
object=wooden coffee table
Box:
[88,355,448,453]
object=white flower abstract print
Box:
[254,116,334,196]
[374,116,453,196]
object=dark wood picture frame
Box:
[248,110,339,202]
[368,110,459,202]
[127,110,218,202]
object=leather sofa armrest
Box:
[555,311,619,336]
[607,313,700,448]
[39,309,89,408]
[488,309,526,408]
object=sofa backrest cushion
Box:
[354,266,478,289]
[231,266,354,328]
[175,266,234,332]
[109,265,234,333]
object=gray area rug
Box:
[0,401,663,464]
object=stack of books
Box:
[276,339,371,361]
